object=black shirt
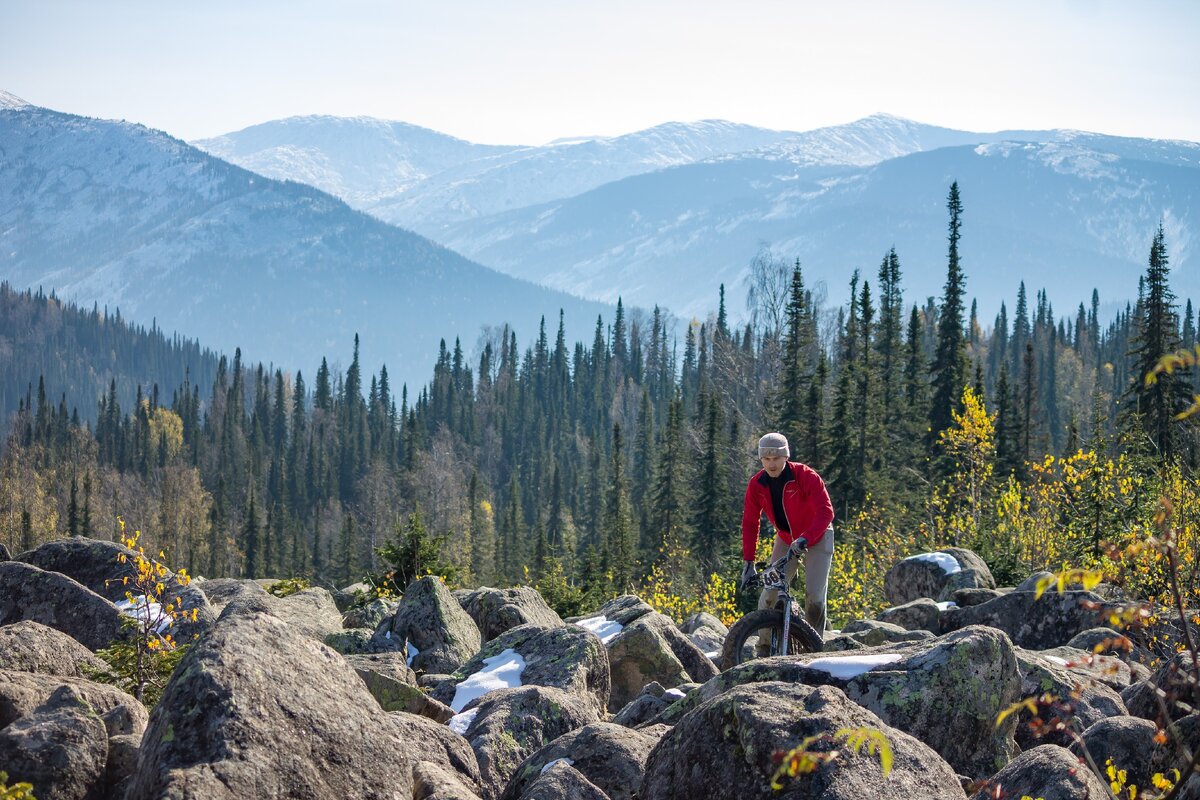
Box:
[765,467,794,533]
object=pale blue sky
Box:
[2,0,1198,144]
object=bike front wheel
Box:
[721,607,824,667]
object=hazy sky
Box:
[3,0,1198,144]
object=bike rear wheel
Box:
[721,607,824,667]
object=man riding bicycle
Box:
[740,432,835,654]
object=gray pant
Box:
[757,526,834,651]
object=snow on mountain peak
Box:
[0,91,31,110]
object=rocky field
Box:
[0,537,1197,799]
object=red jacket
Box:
[741,461,834,560]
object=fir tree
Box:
[929,181,968,446]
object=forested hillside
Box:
[3,184,1198,622]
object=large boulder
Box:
[641,683,965,800]
[0,684,110,800]
[679,612,727,658]
[413,759,486,800]
[659,625,1021,779]
[18,536,214,642]
[386,577,482,674]
[343,597,400,630]
[589,595,655,625]
[1012,648,1127,750]
[194,577,266,612]
[452,686,600,800]
[0,669,149,737]
[0,561,124,651]
[268,586,346,641]
[389,712,484,792]
[941,590,1109,649]
[969,744,1108,800]
[433,624,610,716]
[515,762,609,800]
[838,619,936,647]
[0,621,108,677]
[1122,651,1198,724]
[884,547,994,605]
[499,722,659,800]
[345,653,455,722]
[125,606,479,799]
[458,587,564,643]
[1072,716,1160,793]
[611,682,672,728]
[877,598,943,633]
[602,611,718,712]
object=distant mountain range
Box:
[0,93,610,390]
[197,111,1200,320]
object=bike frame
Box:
[755,540,807,656]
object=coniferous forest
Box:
[3,183,1198,622]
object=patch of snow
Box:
[574,615,624,644]
[0,91,30,110]
[446,707,478,736]
[540,757,575,774]
[904,552,962,575]
[704,650,720,660]
[115,595,171,633]
[450,648,526,712]
[663,688,686,700]
[935,601,958,611]
[406,641,419,667]
[803,653,904,679]
[1045,655,1069,667]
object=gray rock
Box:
[389,712,484,792]
[1036,645,1134,690]
[500,722,659,800]
[0,671,150,739]
[883,548,994,606]
[680,612,727,636]
[657,625,1021,780]
[0,542,9,560]
[0,561,124,650]
[878,597,942,632]
[105,733,141,800]
[1122,651,1199,723]
[125,606,468,799]
[589,594,654,626]
[1066,626,1151,661]
[458,587,564,643]
[0,684,109,800]
[941,590,1109,649]
[1012,648,1128,750]
[324,627,381,654]
[839,619,936,647]
[1015,570,1057,593]
[17,536,214,643]
[516,763,609,800]
[346,653,455,722]
[951,588,1006,607]
[641,683,966,800]
[343,597,400,630]
[194,577,266,612]
[1072,716,1159,792]
[611,691,671,728]
[413,759,486,800]
[0,620,108,677]
[433,623,610,716]
[386,576,482,674]
[969,744,1108,800]
[601,611,718,711]
[456,686,601,800]
[269,586,345,641]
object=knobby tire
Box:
[721,607,823,667]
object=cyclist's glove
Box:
[740,561,758,591]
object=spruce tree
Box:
[1126,225,1189,460]
[929,181,968,446]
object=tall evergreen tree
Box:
[929,181,968,446]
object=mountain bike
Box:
[721,538,824,667]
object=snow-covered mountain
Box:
[194,116,515,208]
[0,96,609,389]
[197,117,805,233]
[432,133,1199,318]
